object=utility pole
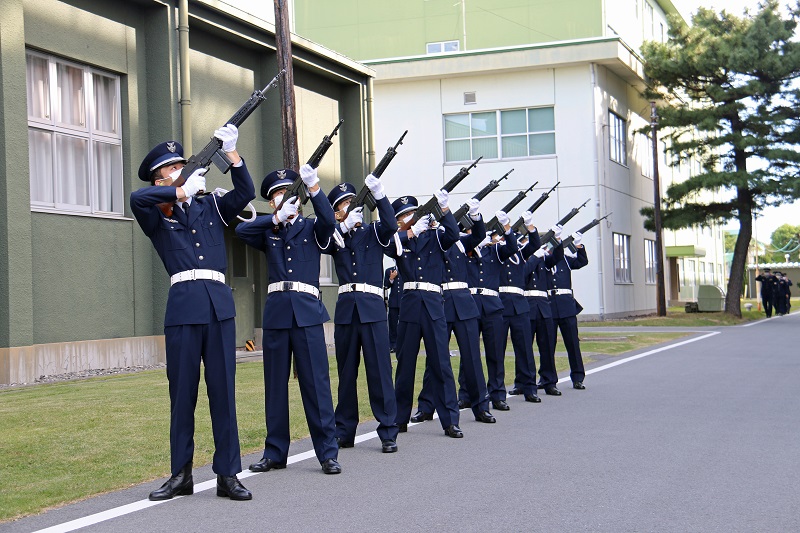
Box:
[650,102,667,316]
[274,0,299,172]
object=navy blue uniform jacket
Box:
[443,228,484,322]
[384,267,402,309]
[547,246,589,319]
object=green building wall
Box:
[294,0,604,60]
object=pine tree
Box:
[641,0,800,317]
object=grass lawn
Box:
[0,329,687,522]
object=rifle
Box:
[346,130,408,215]
[398,155,482,231]
[452,168,512,231]
[486,183,538,236]
[278,119,344,208]
[559,212,612,249]
[159,69,285,216]
[511,181,560,235]
[538,198,592,246]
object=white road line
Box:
[738,312,796,327]
[33,330,720,533]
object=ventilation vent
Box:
[464,92,476,105]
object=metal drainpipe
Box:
[365,77,376,172]
[178,0,192,151]
[590,63,606,320]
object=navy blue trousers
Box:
[553,315,585,383]
[394,313,459,429]
[164,319,241,477]
[334,310,398,443]
[261,319,338,464]
[532,314,558,388]
[503,312,537,396]
[417,317,490,417]
[388,307,400,350]
[475,310,507,402]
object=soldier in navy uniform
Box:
[497,211,541,404]
[547,230,589,389]
[320,175,399,453]
[385,192,464,438]
[131,125,253,501]
[383,265,402,352]
[755,268,778,318]
[236,164,342,475]
[410,199,496,425]
[518,214,564,396]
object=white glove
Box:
[477,233,492,249]
[214,124,238,153]
[550,224,563,240]
[365,174,385,200]
[299,164,319,188]
[411,214,432,237]
[533,246,548,259]
[467,198,481,219]
[276,196,299,223]
[564,247,578,258]
[179,168,207,197]
[522,210,535,228]
[571,231,583,246]
[496,210,510,227]
[342,206,364,231]
[434,189,449,210]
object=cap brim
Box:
[267,179,295,198]
[394,205,417,217]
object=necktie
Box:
[182,203,189,216]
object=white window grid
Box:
[644,239,656,284]
[26,49,123,216]
[641,133,654,178]
[443,107,556,163]
[426,40,460,54]
[614,232,632,283]
[609,110,627,166]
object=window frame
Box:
[26,49,125,218]
[609,110,628,166]
[613,232,632,284]
[644,238,656,285]
[426,40,460,54]
[443,106,556,163]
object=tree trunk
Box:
[725,187,752,317]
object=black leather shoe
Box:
[321,458,342,474]
[148,463,193,501]
[410,410,434,423]
[573,381,586,390]
[398,423,408,433]
[474,411,496,423]
[524,394,541,403]
[249,457,287,472]
[381,439,398,453]
[491,400,510,411]
[216,475,252,501]
[444,424,464,438]
[544,386,562,396]
[507,388,521,396]
[336,437,354,448]
[457,399,471,409]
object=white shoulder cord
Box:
[209,187,257,226]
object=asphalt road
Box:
[6,313,799,533]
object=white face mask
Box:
[272,193,284,208]
[401,213,413,224]
[168,168,182,181]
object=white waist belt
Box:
[338,283,383,297]
[524,290,548,298]
[403,281,443,294]
[170,269,225,286]
[549,288,573,296]
[470,287,499,298]
[499,286,524,296]
[442,282,469,291]
[268,281,321,299]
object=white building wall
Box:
[605,0,670,50]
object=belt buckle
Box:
[350,283,357,292]
[282,281,293,291]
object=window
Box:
[706,262,715,285]
[641,133,654,178]
[426,40,460,54]
[613,233,631,283]
[644,1,654,39]
[444,107,555,162]
[644,239,656,284]
[26,50,123,216]
[609,111,627,165]
[699,261,706,284]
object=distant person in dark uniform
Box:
[131,125,254,501]
[385,192,463,438]
[384,265,402,352]
[547,231,589,389]
[784,274,793,313]
[755,268,778,318]
[236,163,342,475]
[411,199,496,425]
[320,176,399,453]
[775,272,792,315]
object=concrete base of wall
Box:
[252,324,336,350]
[578,308,656,322]
[0,336,166,386]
